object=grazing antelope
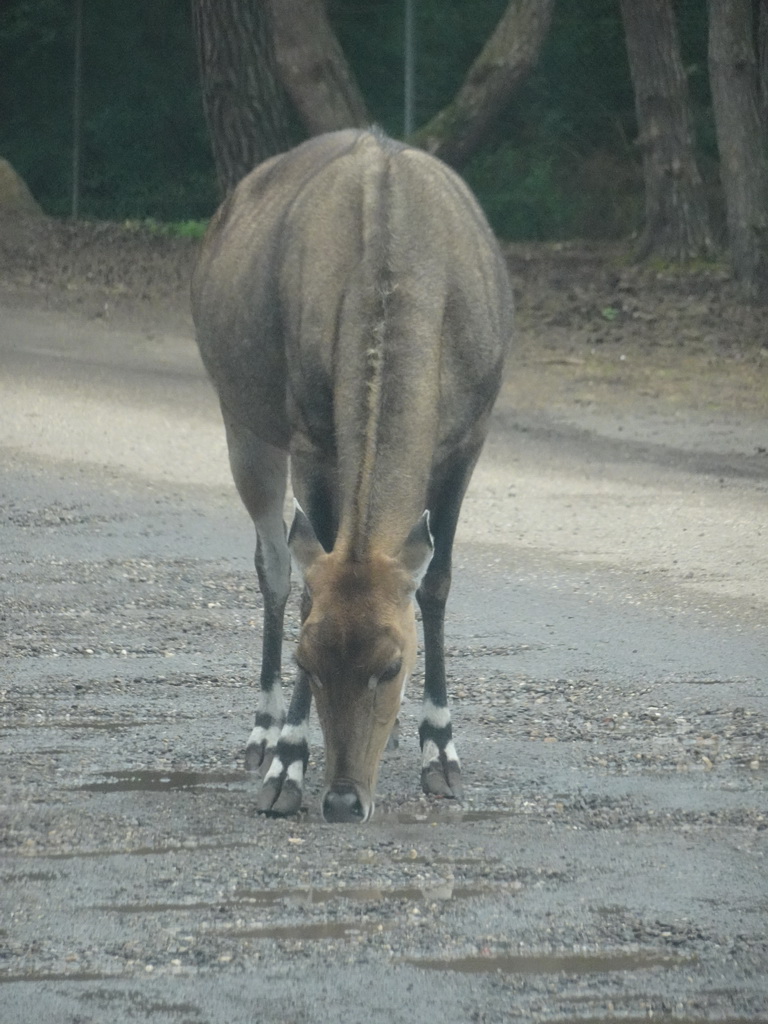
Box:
[192,129,512,822]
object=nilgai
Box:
[192,128,513,822]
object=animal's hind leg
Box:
[222,414,292,773]
[417,447,483,801]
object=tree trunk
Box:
[709,0,768,302]
[268,0,369,135]
[194,0,553,188]
[619,0,715,263]
[192,0,293,195]
[411,0,555,169]
[757,0,768,138]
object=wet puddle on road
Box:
[0,970,116,984]
[405,951,693,974]
[72,772,519,821]
[386,854,500,866]
[668,679,732,685]
[231,883,488,904]
[93,881,500,915]
[76,769,248,792]
[33,839,261,860]
[8,718,170,732]
[548,1019,754,1024]
[229,921,386,940]
[379,807,515,825]
[1,870,58,883]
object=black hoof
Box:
[421,762,463,802]
[256,776,302,816]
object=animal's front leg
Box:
[245,532,290,772]
[416,455,481,802]
[418,596,463,801]
[223,423,291,775]
[244,684,285,774]
[256,671,312,816]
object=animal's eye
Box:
[379,658,403,683]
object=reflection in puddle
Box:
[229,921,385,940]
[94,881,501,915]
[1,871,58,883]
[378,808,515,825]
[37,843,506,863]
[11,719,167,731]
[0,971,114,984]
[77,770,247,792]
[233,883,483,904]
[94,900,225,914]
[550,1020,752,1024]
[549,1019,752,1024]
[29,839,264,860]
[406,951,691,974]
[386,855,500,866]
[671,679,730,685]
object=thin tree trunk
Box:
[71,0,83,219]
[709,0,768,302]
[619,0,715,263]
[192,0,293,195]
[757,0,768,137]
[411,0,555,170]
[269,0,369,135]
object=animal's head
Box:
[289,507,433,822]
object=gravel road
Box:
[1,302,767,1024]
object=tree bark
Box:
[268,0,369,135]
[192,0,293,195]
[194,0,553,187]
[619,0,715,263]
[411,0,555,170]
[709,0,768,302]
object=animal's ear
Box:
[288,503,325,582]
[398,511,434,590]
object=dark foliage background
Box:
[0,0,715,239]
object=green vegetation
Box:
[0,0,713,240]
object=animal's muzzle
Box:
[322,782,370,823]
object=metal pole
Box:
[404,0,415,138]
[72,0,83,219]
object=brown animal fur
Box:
[192,129,512,821]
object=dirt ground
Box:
[2,212,767,412]
[1,214,767,1023]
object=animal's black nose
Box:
[322,784,365,823]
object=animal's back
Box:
[192,130,512,526]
